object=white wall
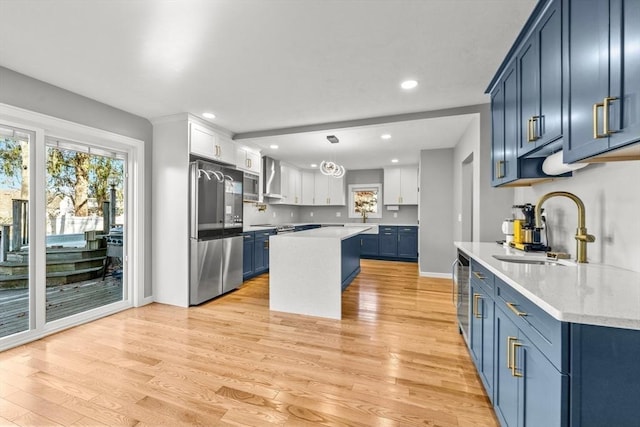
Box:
[515,161,640,272]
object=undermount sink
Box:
[493,254,576,267]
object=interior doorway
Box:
[461,153,474,241]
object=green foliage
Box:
[0,138,23,188]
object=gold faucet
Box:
[361,209,368,223]
[534,191,595,263]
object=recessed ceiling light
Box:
[270,144,279,149]
[381,134,391,140]
[391,158,399,163]
[401,80,418,90]
[202,112,216,119]
[310,163,318,168]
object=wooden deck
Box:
[0,276,123,338]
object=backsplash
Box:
[244,203,300,225]
[514,160,640,272]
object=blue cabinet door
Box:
[243,233,254,279]
[491,63,518,185]
[378,228,398,257]
[564,0,640,162]
[494,308,520,427]
[470,282,495,402]
[519,0,562,156]
[519,333,568,427]
[360,234,378,257]
[253,231,273,274]
[397,227,418,259]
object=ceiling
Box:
[0,0,537,169]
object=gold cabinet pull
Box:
[507,336,517,369]
[603,96,619,135]
[531,115,540,141]
[495,160,505,179]
[593,102,607,139]
[512,341,523,377]
[472,271,485,280]
[473,293,482,318]
[506,302,527,317]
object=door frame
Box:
[0,103,147,351]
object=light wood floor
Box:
[0,260,498,426]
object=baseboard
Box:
[420,271,452,279]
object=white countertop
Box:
[455,242,640,330]
[273,225,372,240]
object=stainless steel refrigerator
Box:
[189,159,244,305]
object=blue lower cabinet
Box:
[397,226,418,260]
[470,281,494,402]
[244,229,275,280]
[242,232,254,280]
[360,234,379,257]
[341,236,361,290]
[378,227,398,257]
[494,304,568,427]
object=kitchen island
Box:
[269,225,371,319]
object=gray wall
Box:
[515,161,640,272]
[419,149,454,274]
[0,66,154,296]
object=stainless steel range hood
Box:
[262,156,282,198]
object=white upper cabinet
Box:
[189,122,235,165]
[236,145,261,174]
[314,171,345,206]
[276,162,301,205]
[384,166,418,205]
[301,170,315,205]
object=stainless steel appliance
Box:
[189,159,244,305]
[243,172,259,202]
[262,156,282,199]
[451,250,470,344]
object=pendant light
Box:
[319,135,346,178]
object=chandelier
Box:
[319,135,346,178]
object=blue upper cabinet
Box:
[518,0,563,157]
[563,0,640,163]
[491,63,520,186]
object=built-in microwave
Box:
[243,172,260,201]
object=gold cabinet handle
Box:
[530,115,540,141]
[593,102,607,139]
[507,336,517,369]
[495,160,505,179]
[506,302,527,317]
[512,341,523,377]
[473,293,482,318]
[527,117,536,142]
[472,271,485,280]
[603,96,619,135]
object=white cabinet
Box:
[314,172,345,205]
[152,115,237,308]
[301,170,315,205]
[384,166,418,205]
[236,145,261,174]
[277,163,301,205]
[189,122,235,165]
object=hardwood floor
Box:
[0,260,498,426]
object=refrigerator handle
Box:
[190,161,198,239]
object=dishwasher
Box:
[451,250,470,345]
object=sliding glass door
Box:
[45,140,126,322]
[0,125,32,338]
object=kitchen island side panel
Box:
[269,237,342,319]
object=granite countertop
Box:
[455,242,640,330]
[273,225,372,240]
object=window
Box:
[348,183,382,220]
